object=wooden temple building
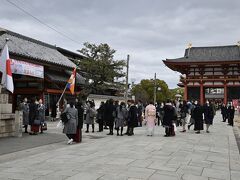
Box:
[163,45,240,105]
[0,28,85,113]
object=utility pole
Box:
[154,73,157,105]
[125,55,130,103]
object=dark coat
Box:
[221,105,228,116]
[97,105,105,120]
[180,104,188,118]
[37,104,45,122]
[20,102,29,125]
[51,102,57,118]
[128,105,138,128]
[162,104,175,127]
[228,106,235,119]
[105,103,115,126]
[29,103,38,125]
[204,104,214,125]
[192,104,204,130]
[75,102,84,129]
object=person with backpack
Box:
[63,102,78,144]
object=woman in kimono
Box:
[145,101,157,136]
[38,99,45,133]
[29,98,39,135]
[75,98,84,142]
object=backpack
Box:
[61,112,70,123]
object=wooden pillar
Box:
[224,82,227,105]
[200,81,204,105]
[184,82,188,101]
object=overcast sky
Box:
[1,0,240,88]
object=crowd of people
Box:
[20,96,237,144]
[220,102,236,126]
[20,97,46,135]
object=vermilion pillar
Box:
[200,82,204,105]
[224,83,227,105]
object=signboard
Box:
[10,59,44,78]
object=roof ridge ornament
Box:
[186,43,192,58]
[187,43,192,49]
[237,41,240,47]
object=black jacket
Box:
[162,104,175,126]
[128,105,138,127]
[29,103,38,125]
[75,102,84,129]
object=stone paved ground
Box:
[0,112,239,180]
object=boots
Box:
[85,124,89,133]
[120,127,123,136]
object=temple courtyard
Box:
[0,112,239,180]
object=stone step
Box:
[0,132,15,138]
[0,119,15,126]
[0,113,15,120]
[0,124,15,133]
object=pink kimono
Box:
[145,104,156,136]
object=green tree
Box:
[76,42,126,94]
[132,79,171,103]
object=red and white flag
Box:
[0,43,14,93]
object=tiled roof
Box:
[165,45,240,62]
[45,70,85,85]
[0,28,76,68]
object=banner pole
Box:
[56,83,68,107]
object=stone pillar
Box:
[15,111,23,137]
[0,85,18,138]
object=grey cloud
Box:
[1,0,240,88]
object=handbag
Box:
[41,122,47,131]
[56,120,64,129]
[34,119,41,125]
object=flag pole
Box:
[56,83,68,107]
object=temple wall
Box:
[0,85,22,138]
